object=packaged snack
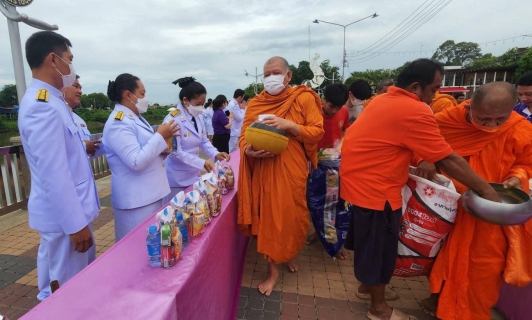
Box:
[218,160,235,190]
[171,219,182,261]
[193,180,211,224]
[161,246,175,268]
[203,172,221,217]
[218,171,228,195]
[186,191,204,237]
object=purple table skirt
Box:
[21,152,249,320]
[497,283,532,320]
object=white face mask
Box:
[188,105,204,117]
[129,92,150,114]
[55,55,76,88]
[263,73,287,95]
[351,98,364,106]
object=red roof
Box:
[439,86,470,93]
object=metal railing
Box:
[0,133,111,216]
[0,145,27,216]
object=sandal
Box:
[366,308,418,320]
[305,232,318,245]
[356,286,398,301]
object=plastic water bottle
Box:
[176,213,189,249]
[146,225,161,267]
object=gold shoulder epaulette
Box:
[35,89,49,102]
[170,109,181,117]
[114,111,124,121]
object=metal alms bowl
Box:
[462,183,532,226]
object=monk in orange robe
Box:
[238,56,324,296]
[363,79,394,109]
[430,91,457,114]
[414,82,532,320]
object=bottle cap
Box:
[176,213,183,221]
[149,225,157,234]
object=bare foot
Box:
[287,257,298,272]
[368,302,393,320]
[420,293,439,316]
[335,247,348,260]
[258,261,280,296]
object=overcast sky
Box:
[0,0,531,105]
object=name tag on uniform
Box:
[68,123,79,135]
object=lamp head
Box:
[313,19,319,24]
[372,13,379,18]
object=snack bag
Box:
[193,180,211,224]
[203,172,221,217]
[171,219,182,261]
[218,171,228,195]
[218,160,234,190]
[186,190,204,237]
[393,168,460,277]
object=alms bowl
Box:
[462,183,532,226]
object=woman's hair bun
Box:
[107,80,117,101]
[172,76,196,88]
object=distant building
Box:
[441,47,528,97]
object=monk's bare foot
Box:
[368,302,393,319]
[287,257,298,273]
[258,261,280,296]
[335,247,348,260]
[420,293,439,316]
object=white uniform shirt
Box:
[228,98,245,137]
[18,79,100,234]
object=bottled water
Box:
[176,213,189,249]
[146,225,161,267]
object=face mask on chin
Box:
[469,109,500,133]
[350,98,364,107]
[54,55,77,88]
[128,92,150,114]
[263,73,287,95]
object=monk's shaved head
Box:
[469,82,518,127]
[264,56,290,72]
[471,82,517,112]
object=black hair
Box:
[348,79,372,100]
[212,94,228,111]
[25,31,72,70]
[453,92,465,99]
[517,72,532,87]
[396,59,444,90]
[172,77,207,102]
[107,73,140,103]
[376,79,394,91]
[233,89,245,99]
[324,83,349,108]
[243,94,250,102]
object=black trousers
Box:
[212,133,230,153]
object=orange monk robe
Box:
[237,85,324,263]
[430,91,458,114]
[427,105,532,320]
[363,95,376,108]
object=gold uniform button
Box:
[162,164,165,167]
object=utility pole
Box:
[244,67,264,95]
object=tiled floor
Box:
[0,175,508,320]
[238,239,437,320]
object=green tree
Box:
[83,92,112,109]
[319,60,341,87]
[515,48,532,80]
[344,69,397,89]
[432,40,482,66]
[468,53,498,69]
[0,84,18,107]
[289,61,313,85]
[244,82,264,98]
[497,47,521,66]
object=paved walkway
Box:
[0,175,507,320]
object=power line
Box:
[349,0,453,63]
[350,0,432,56]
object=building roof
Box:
[448,65,518,73]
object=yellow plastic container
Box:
[245,122,289,155]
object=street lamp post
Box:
[313,13,378,83]
[244,67,264,95]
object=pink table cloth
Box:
[496,283,532,320]
[21,152,248,320]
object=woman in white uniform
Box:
[203,98,214,141]
[103,73,178,242]
[162,77,229,203]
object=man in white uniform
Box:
[61,76,103,157]
[18,31,100,300]
[228,89,245,153]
